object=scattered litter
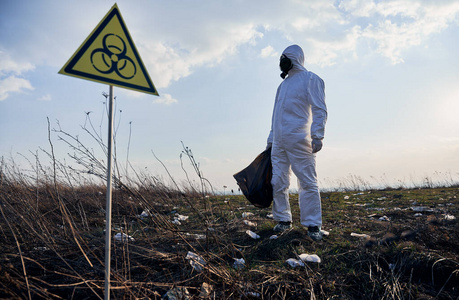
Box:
[379,216,390,222]
[344,196,350,200]
[114,233,134,242]
[246,230,260,239]
[246,292,261,298]
[269,235,278,240]
[351,232,371,239]
[233,258,246,269]
[354,192,364,196]
[286,254,321,267]
[368,214,380,219]
[140,210,150,217]
[266,213,274,219]
[243,220,257,227]
[411,206,433,212]
[185,233,206,239]
[377,197,387,200]
[185,251,206,272]
[299,253,321,263]
[175,214,189,221]
[414,213,423,217]
[286,258,304,268]
[164,286,190,300]
[443,214,456,221]
[137,210,152,219]
[33,247,49,251]
[171,214,189,225]
[321,230,330,236]
[171,219,181,225]
[199,282,212,298]
[242,212,254,218]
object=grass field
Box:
[1,158,458,300]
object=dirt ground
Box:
[0,181,458,299]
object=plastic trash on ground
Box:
[414,213,423,217]
[137,210,151,219]
[379,216,390,221]
[246,292,261,298]
[321,229,330,236]
[287,253,321,267]
[114,232,134,242]
[246,230,260,239]
[164,287,190,300]
[299,254,321,263]
[176,214,189,221]
[199,282,213,298]
[443,214,456,221]
[286,258,305,268]
[233,258,246,269]
[242,212,254,218]
[351,232,371,239]
[411,206,433,212]
[243,220,257,227]
[344,196,350,200]
[266,213,274,219]
[185,251,206,272]
[269,235,278,240]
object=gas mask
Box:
[279,54,293,79]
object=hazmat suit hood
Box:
[281,45,307,77]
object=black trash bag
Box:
[233,148,273,208]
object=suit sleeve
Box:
[309,76,327,140]
[267,87,281,147]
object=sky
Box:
[1,0,459,193]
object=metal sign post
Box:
[59,5,158,300]
[104,85,114,300]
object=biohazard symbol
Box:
[59,4,158,95]
[91,34,136,79]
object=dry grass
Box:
[1,156,458,299]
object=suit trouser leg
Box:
[271,144,292,222]
[289,144,322,227]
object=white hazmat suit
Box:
[267,45,327,228]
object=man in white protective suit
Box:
[266,44,327,241]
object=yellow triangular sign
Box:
[59,4,158,96]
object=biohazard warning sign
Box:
[59,3,158,95]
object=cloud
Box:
[0,51,35,101]
[338,0,459,64]
[153,93,177,105]
[139,22,263,89]
[260,46,277,58]
[0,51,35,76]
[0,76,34,101]
[2,0,458,92]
